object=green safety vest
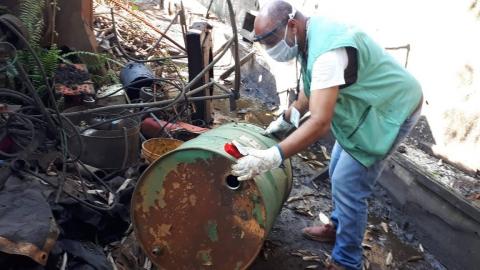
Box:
[302,17,422,167]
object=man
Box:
[231,1,423,269]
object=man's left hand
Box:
[230,141,283,181]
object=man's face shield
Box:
[253,7,297,49]
[253,20,288,49]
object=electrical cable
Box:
[21,167,118,212]
[0,88,36,105]
[0,42,18,72]
[0,19,75,185]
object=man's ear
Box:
[288,19,298,34]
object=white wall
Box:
[265,0,480,172]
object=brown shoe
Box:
[302,223,336,243]
[325,260,347,270]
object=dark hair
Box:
[266,0,296,26]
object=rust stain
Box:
[158,224,172,237]
[158,189,167,208]
[235,261,244,270]
[133,152,266,269]
[0,217,59,266]
[189,194,197,206]
[197,249,213,266]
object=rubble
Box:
[0,0,239,268]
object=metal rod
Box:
[180,1,188,46]
[146,11,180,58]
[121,127,129,170]
[213,39,231,58]
[205,0,214,18]
[187,94,232,101]
[106,0,187,52]
[212,81,232,94]
[385,44,410,68]
[187,81,215,97]
[226,0,241,96]
[219,50,255,80]
[63,81,218,117]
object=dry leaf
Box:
[321,146,330,160]
[46,163,58,176]
[298,153,310,160]
[361,243,372,250]
[307,163,317,169]
[291,252,304,257]
[287,195,303,203]
[287,193,315,203]
[302,256,321,262]
[364,258,370,269]
[308,160,325,168]
[294,208,312,217]
[386,251,393,266]
[380,222,389,233]
[406,255,424,262]
[318,212,330,225]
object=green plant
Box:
[19,0,124,93]
[17,0,59,90]
[17,0,123,91]
[19,0,45,49]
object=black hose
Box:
[0,88,36,105]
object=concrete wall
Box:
[380,154,480,270]
[200,0,480,174]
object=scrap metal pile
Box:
[0,0,241,269]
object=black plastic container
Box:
[119,62,154,99]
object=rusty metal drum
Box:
[131,122,293,270]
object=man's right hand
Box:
[262,114,293,135]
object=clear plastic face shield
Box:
[254,7,298,62]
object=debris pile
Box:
[0,0,239,269]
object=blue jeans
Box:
[328,106,422,270]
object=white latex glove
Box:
[262,114,293,135]
[231,140,283,181]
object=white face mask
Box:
[266,24,298,62]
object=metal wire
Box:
[21,166,119,212]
